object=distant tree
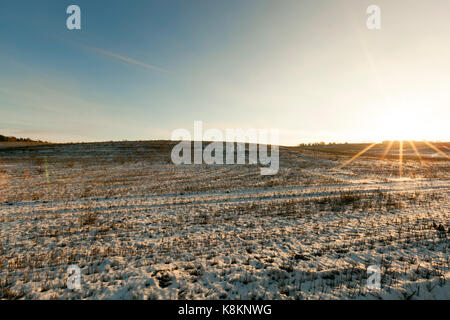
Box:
[0,134,46,143]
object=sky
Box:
[0,0,449,145]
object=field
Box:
[0,141,449,299]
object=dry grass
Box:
[0,141,448,299]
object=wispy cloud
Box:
[80,44,170,73]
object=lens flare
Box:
[338,140,448,177]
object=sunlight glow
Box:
[338,142,377,169]
[372,98,444,142]
[399,140,404,177]
[381,140,394,160]
[339,140,449,177]
[424,141,450,160]
[409,141,424,165]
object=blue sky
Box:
[1,0,449,144]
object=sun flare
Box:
[374,103,432,142]
[339,97,450,177]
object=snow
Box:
[0,141,448,300]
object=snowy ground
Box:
[0,141,448,299]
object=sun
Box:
[375,103,430,142]
[379,114,421,141]
[339,100,449,176]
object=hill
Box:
[0,135,49,149]
[0,134,47,143]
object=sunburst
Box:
[409,141,424,166]
[338,140,449,176]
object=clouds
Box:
[80,44,170,73]
[1,1,450,144]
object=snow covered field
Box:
[0,141,448,299]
